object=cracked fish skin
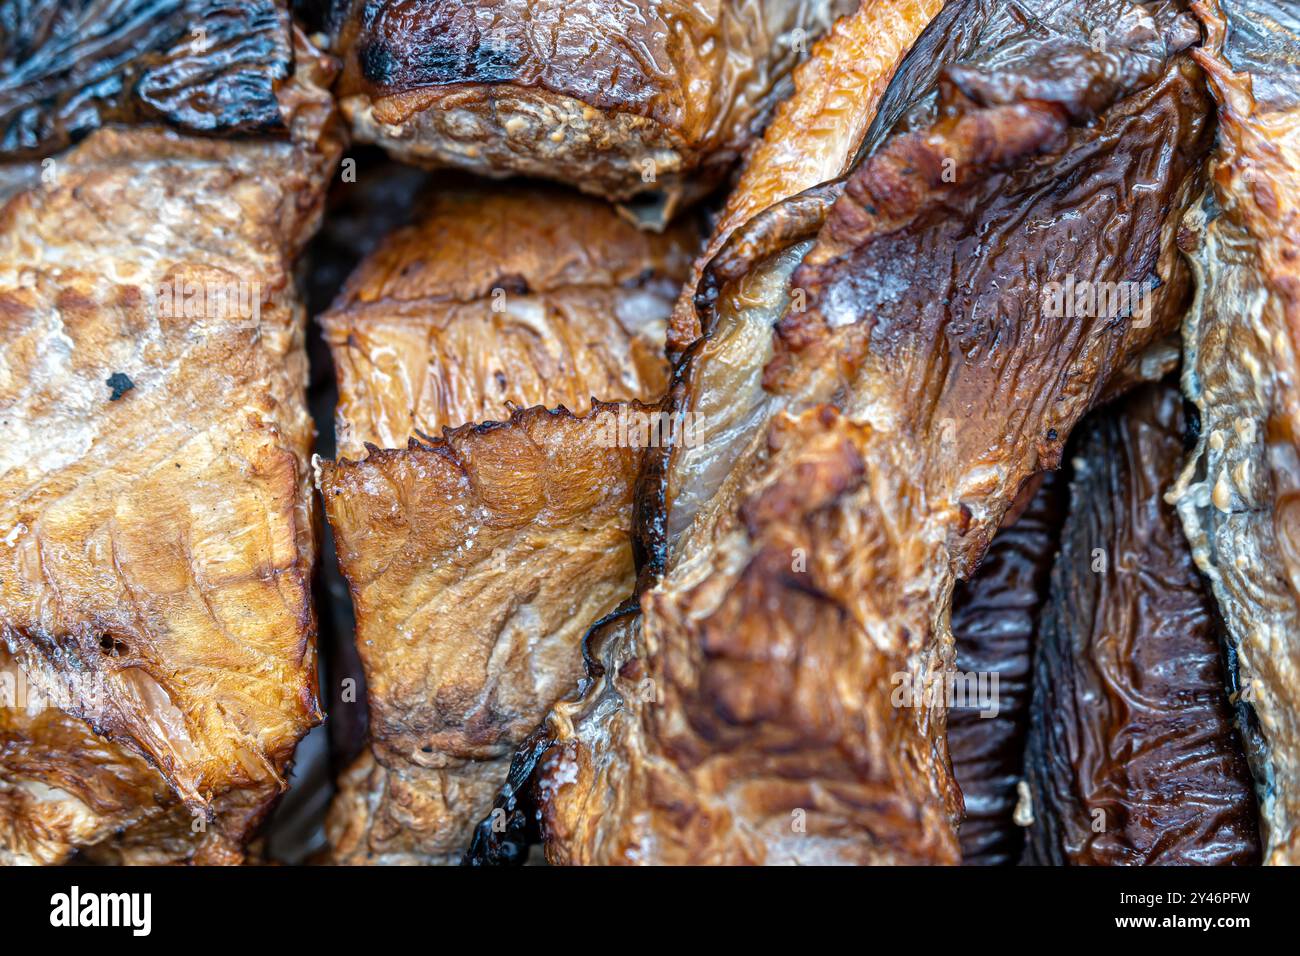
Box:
[1168,0,1300,865]
[511,0,1212,865]
[0,26,341,865]
[1025,383,1260,866]
[329,0,855,216]
[320,188,697,864]
[320,180,697,461]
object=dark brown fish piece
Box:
[1024,383,1261,865]
[0,0,293,160]
[1168,0,1300,864]
[949,472,1064,866]
[503,0,1211,865]
[328,0,856,220]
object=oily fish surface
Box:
[0,30,340,864]
[524,0,1210,865]
[1170,0,1300,864]
[332,0,855,209]
[321,186,695,864]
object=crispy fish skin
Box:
[0,31,341,865]
[666,0,946,352]
[320,188,696,864]
[1169,0,1300,864]
[0,647,175,864]
[330,0,854,214]
[321,407,644,865]
[1025,384,1261,865]
[948,472,1064,866]
[320,181,695,460]
[526,0,1211,865]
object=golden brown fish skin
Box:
[528,0,1212,865]
[320,183,696,864]
[1170,0,1300,864]
[541,406,965,865]
[0,647,172,864]
[331,0,854,214]
[0,32,341,865]
[1025,383,1261,866]
[665,0,946,352]
[321,405,645,864]
[320,181,697,459]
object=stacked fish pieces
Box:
[1,0,1297,867]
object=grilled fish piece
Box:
[320,187,697,864]
[0,24,341,865]
[1168,0,1300,864]
[1024,383,1261,865]
[0,0,293,160]
[509,0,1211,865]
[665,0,947,353]
[320,181,695,460]
[321,408,646,865]
[948,472,1064,866]
[328,0,855,220]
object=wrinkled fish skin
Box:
[523,0,1211,865]
[1169,0,1300,864]
[0,0,292,160]
[320,407,645,866]
[319,187,696,864]
[1025,384,1261,866]
[329,0,854,213]
[949,472,1064,866]
[665,0,947,353]
[320,180,696,460]
[0,24,341,865]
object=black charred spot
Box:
[1183,398,1201,451]
[694,284,719,310]
[99,634,129,657]
[461,38,523,84]
[358,40,400,86]
[106,372,134,401]
[361,34,522,89]
[1046,428,1058,442]
[492,273,530,295]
